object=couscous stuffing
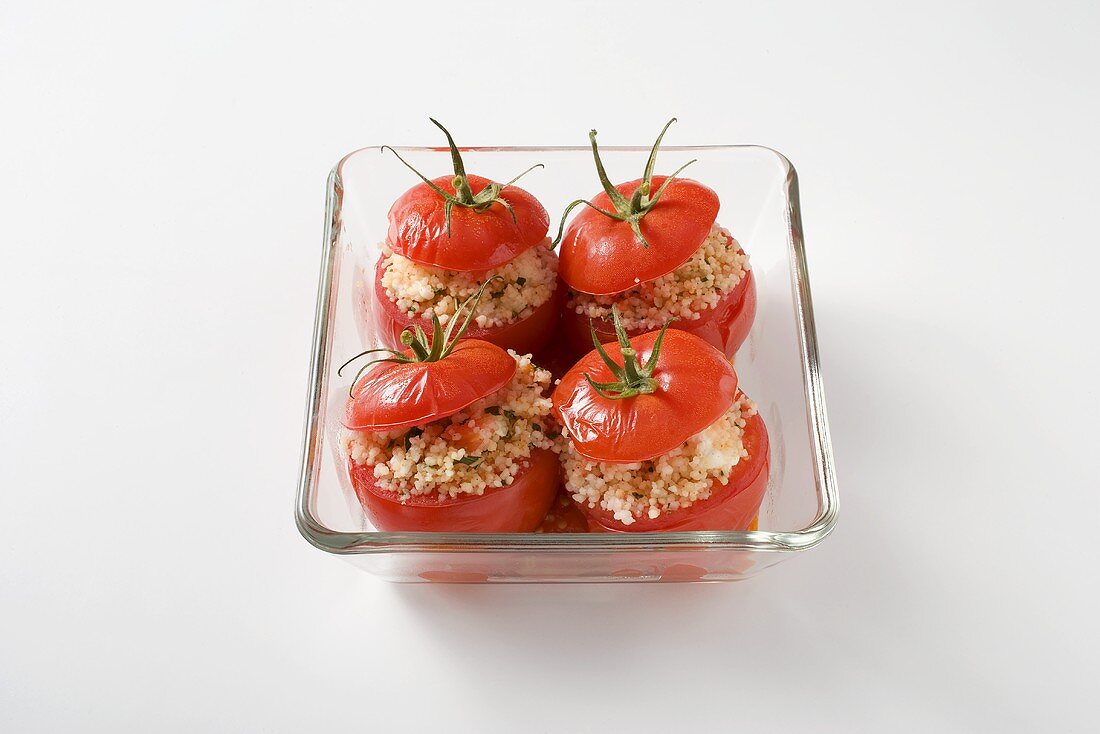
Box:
[343,352,558,501]
[567,224,748,331]
[380,243,557,329]
[560,394,757,525]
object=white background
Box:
[2,1,1098,731]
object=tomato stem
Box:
[383,120,544,236]
[402,330,431,361]
[583,305,673,400]
[337,277,502,395]
[551,118,698,249]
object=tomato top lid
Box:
[384,119,550,272]
[341,279,517,432]
[551,306,738,463]
[554,119,720,296]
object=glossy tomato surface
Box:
[552,328,738,463]
[577,407,770,532]
[561,267,757,362]
[343,338,515,432]
[558,176,719,295]
[350,448,559,532]
[372,255,563,356]
[387,174,549,272]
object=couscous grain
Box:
[568,224,748,331]
[380,244,557,329]
[560,395,757,526]
[343,352,557,502]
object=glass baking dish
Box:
[295,143,838,583]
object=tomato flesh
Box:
[373,254,563,356]
[536,490,589,533]
[574,408,769,532]
[561,267,756,362]
[349,448,559,532]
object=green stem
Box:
[581,305,672,401]
[382,120,544,235]
[430,117,468,180]
[643,118,677,183]
[589,129,629,211]
[402,330,430,361]
[558,118,695,249]
[338,277,502,396]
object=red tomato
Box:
[552,326,738,463]
[349,448,559,532]
[372,254,564,356]
[342,281,559,533]
[560,267,757,361]
[536,490,590,533]
[576,406,770,532]
[558,174,719,296]
[553,120,756,359]
[343,339,516,432]
[383,120,549,272]
[387,173,549,271]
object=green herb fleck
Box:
[456,455,483,468]
[516,277,527,287]
[402,427,423,451]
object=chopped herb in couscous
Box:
[567,224,748,331]
[343,352,558,501]
[560,394,757,526]
[380,243,557,329]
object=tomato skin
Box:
[349,448,559,532]
[552,329,738,463]
[561,266,756,362]
[372,254,563,356]
[387,174,549,272]
[558,176,719,296]
[576,409,769,532]
[343,339,516,432]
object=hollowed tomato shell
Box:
[576,406,769,532]
[349,448,559,532]
[372,254,563,356]
[558,175,719,296]
[386,174,549,272]
[561,266,757,362]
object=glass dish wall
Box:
[296,144,838,583]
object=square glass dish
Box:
[295,144,838,583]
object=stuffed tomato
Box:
[340,285,559,532]
[374,119,561,356]
[555,119,756,360]
[551,307,769,532]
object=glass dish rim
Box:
[295,144,838,556]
